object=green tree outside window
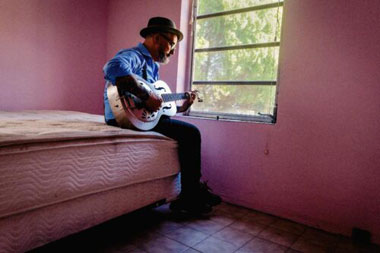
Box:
[190,0,283,122]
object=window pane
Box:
[192,85,276,116]
[193,47,279,81]
[196,8,282,48]
[198,0,281,15]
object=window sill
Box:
[175,112,276,124]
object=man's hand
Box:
[177,91,197,113]
[115,75,162,112]
[144,92,162,112]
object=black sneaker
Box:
[169,197,212,215]
[199,181,222,206]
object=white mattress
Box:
[0,175,180,253]
[0,110,180,219]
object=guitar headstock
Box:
[192,90,203,103]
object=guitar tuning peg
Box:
[194,91,203,103]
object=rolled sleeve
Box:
[103,55,136,84]
[103,43,155,122]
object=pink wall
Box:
[0,0,107,114]
[1,0,380,244]
[182,0,380,242]
[106,0,182,93]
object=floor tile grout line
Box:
[164,212,252,252]
[231,223,272,253]
[284,228,305,251]
[230,220,310,253]
[30,202,380,252]
[187,219,235,251]
[134,220,342,253]
[157,224,215,251]
[149,207,240,251]
[186,246,203,253]
[133,232,193,253]
[212,212,262,248]
[232,235,293,253]
[148,206,304,252]
[191,235,214,253]
[191,209,265,251]
[287,226,342,252]
[255,217,316,251]
[232,236,255,253]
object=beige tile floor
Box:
[32,202,379,253]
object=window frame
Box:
[187,0,284,124]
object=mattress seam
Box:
[0,172,180,220]
[0,138,177,155]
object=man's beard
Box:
[158,47,170,65]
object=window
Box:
[189,0,284,123]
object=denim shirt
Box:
[103,43,160,121]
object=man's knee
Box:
[186,124,201,143]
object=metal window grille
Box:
[189,0,284,124]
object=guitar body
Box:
[107,79,177,131]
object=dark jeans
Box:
[106,116,202,194]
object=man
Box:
[103,17,221,214]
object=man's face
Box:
[156,33,178,64]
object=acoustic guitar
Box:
[107,79,201,131]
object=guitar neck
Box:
[161,93,188,102]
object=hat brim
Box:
[140,26,183,41]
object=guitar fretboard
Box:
[162,93,188,102]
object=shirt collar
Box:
[137,43,153,58]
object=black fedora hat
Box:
[140,17,183,41]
